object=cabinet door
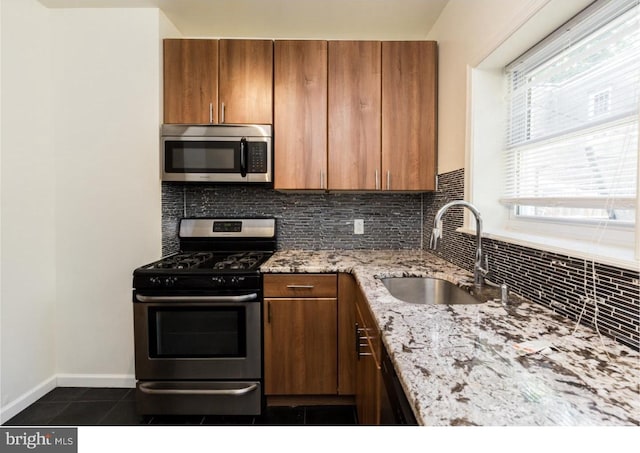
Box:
[219,39,273,124]
[264,298,337,395]
[274,40,327,190]
[337,274,356,395]
[328,41,381,190]
[355,305,381,425]
[163,39,218,124]
[381,41,437,191]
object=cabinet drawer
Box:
[264,274,337,298]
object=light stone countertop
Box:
[261,249,640,426]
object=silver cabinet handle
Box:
[387,170,391,190]
[135,293,258,303]
[320,171,325,189]
[355,323,373,359]
[286,285,315,289]
[139,382,258,396]
[375,169,380,190]
[209,102,213,123]
[221,102,226,123]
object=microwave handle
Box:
[240,137,248,177]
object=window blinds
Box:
[502,0,639,222]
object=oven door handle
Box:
[135,293,258,303]
[138,382,258,396]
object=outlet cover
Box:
[354,219,364,235]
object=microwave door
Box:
[163,138,247,182]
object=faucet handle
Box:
[429,229,440,249]
[429,219,443,250]
[501,284,509,307]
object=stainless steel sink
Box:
[380,277,484,305]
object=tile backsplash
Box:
[162,183,423,254]
[426,169,640,351]
[162,171,639,351]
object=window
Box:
[501,0,639,225]
[589,88,612,118]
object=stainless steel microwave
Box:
[161,124,272,184]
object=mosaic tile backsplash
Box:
[162,183,423,254]
[162,170,639,350]
[426,169,639,351]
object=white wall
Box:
[51,8,165,383]
[0,4,180,421]
[1,0,57,421]
[427,0,550,173]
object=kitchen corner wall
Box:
[1,0,56,419]
[2,1,180,422]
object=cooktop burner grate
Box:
[145,251,270,272]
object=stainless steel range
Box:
[132,217,275,416]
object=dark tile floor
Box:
[2,387,358,426]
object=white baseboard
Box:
[55,374,136,388]
[0,374,136,424]
[0,375,57,424]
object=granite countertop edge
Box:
[261,249,640,426]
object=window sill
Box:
[457,226,639,271]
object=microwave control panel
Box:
[247,142,268,173]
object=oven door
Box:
[162,136,271,183]
[133,293,261,380]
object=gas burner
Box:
[150,252,215,270]
[212,252,264,271]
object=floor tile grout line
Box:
[45,402,72,426]
[95,400,121,426]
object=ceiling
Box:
[38,0,450,39]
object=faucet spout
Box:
[430,200,488,288]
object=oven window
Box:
[148,307,247,358]
[165,141,238,173]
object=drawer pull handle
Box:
[139,382,258,396]
[285,285,315,289]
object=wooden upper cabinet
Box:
[219,39,273,124]
[382,41,437,191]
[164,39,218,124]
[274,40,328,190]
[328,41,381,190]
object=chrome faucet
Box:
[429,200,489,288]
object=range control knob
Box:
[230,276,245,286]
[164,277,177,287]
[149,277,162,286]
[211,276,226,286]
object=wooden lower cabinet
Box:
[263,273,338,395]
[263,272,373,416]
[337,274,357,395]
[263,297,337,395]
[356,342,381,425]
[354,289,382,425]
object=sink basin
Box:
[380,277,484,305]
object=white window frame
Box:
[465,0,640,270]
